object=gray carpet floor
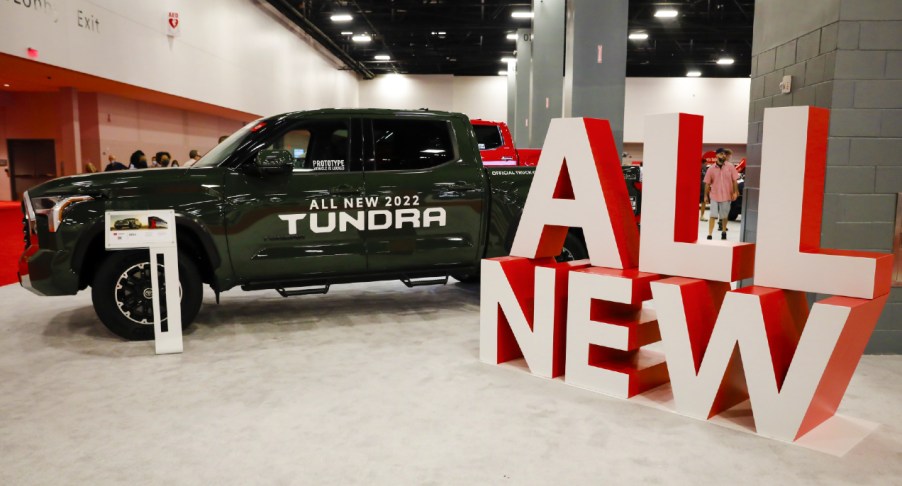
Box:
[1,275,900,485]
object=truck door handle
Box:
[500,156,514,161]
[329,185,361,195]
[447,183,477,191]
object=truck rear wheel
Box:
[91,250,202,341]
[454,232,589,282]
[556,233,588,262]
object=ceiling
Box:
[266,0,754,78]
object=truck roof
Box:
[264,108,466,121]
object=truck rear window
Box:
[371,119,455,171]
[473,125,503,150]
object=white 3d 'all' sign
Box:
[480,107,893,449]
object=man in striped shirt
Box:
[703,148,740,240]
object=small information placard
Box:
[104,209,182,355]
[105,210,176,249]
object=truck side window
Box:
[265,120,350,172]
[371,119,455,171]
[473,125,503,150]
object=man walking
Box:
[703,148,739,240]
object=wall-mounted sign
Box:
[166,11,180,37]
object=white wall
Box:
[358,75,508,122]
[0,0,358,116]
[624,77,751,144]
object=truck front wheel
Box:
[91,250,203,341]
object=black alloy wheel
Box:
[92,250,202,341]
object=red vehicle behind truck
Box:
[471,118,642,221]
[471,119,541,166]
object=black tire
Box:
[91,250,202,341]
[557,232,589,262]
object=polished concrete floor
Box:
[3,221,901,484]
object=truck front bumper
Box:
[19,241,80,297]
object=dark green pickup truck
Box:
[19,109,588,340]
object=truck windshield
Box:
[473,124,503,150]
[190,119,264,168]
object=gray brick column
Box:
[745,0,902,353]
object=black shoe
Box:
[721,232,727,240]
[707,235,713,240]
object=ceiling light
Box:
[498,71,508,76]
[716,57,735,65]
[506,33,518,40]
[330,14,353,22]
[351,34,372,43]
[686,70,702,77]
[501,56,516,63]
[654,9,678,18]
[511,11,534,19]
[340,31,353,35]
[628,32,648,40]
[374,54,390,61]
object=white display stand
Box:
[105,210,183,354]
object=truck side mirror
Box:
[250,149,293,176]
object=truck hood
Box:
[26,168,193,199]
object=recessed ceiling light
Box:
[506,33,518,40]
[716,57,735,65]
[686,70,702,77]
[351,34,372,43]
[340,31,353,35]
[501,56,516,63]
[628,32,648,40]
[374,54,390,61]
[330,14,353,22]
[511,11,534,19]
[498,71,508,76]
[654,9,678,18]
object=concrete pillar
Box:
[513,28,532,148]
[506,61,516,133]
[57,87,82,176]
[745,0,902,353]
[563,0,628,154]
[529,0,565,147]
[78,92,101,173]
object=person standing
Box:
[129,150,148,169]
[104,154,127,171]
[155,152,172,167]
[703,148,739,240]
[183,149,201,167]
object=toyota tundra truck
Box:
[19,109,590,341]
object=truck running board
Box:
[401,276,449,288]
[276,285,330,297]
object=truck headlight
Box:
[30,195,94,232]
